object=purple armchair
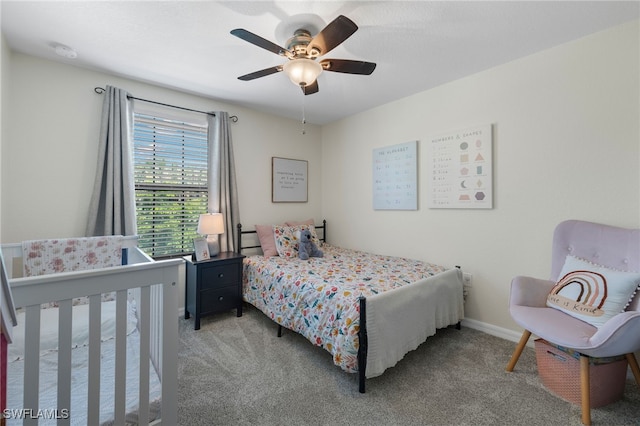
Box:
[506,220,640,425]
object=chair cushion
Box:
[511,305,597,349]
[546,255,640,328]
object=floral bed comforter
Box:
[242,244,447,373]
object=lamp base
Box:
[206,235,220,257]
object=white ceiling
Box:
[2,1,638,125]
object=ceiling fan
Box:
[231,15,376,95]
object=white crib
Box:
[1,236,182,425]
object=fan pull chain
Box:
[301,90,306,135]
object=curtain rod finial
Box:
[94,87,106,94]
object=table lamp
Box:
[197,213,224,257]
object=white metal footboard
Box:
[2,240,182,426]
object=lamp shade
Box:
[282,58,322,87]
[197,213,224,235]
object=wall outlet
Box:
[463,272,473,287]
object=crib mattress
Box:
[6,301,162,425]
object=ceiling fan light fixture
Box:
[231,15,375,95]
[283,58,322,87]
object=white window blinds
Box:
[133,112,208,257]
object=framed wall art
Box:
[272,157,308,203]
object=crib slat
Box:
[114,290,127,425]
[160,268,179,425]
[23,305,41,426]
[151,284,161,377]
[57,299,72,426]
[138,285,151,426]
[87,295,101,425]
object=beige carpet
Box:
[177,305,640,426]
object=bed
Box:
[237,220,465,392]
[1,235,182,425]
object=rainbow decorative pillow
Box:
[546,256,640,328]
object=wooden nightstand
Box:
[184,251,245,330]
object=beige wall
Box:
[1,51,322,311]
[1,20,638,336]
[1,54,322,243]
[321,20,640,339]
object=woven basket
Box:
[534,339,628,407]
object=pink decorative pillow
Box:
[285,218,314,227]
[255,224,279,257]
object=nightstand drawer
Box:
[201,264,239,289]
[200,286,238,314]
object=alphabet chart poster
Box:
[427,125,492,209]
[372,141,418,210]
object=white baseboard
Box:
[461,318,535,347]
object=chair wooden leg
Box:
[580,355,591,426]
[626,352,640,386]
[506,330,531,372]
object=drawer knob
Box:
[218,273,224,278]
[218,296,224,301]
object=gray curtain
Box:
[86,86,137,236]
[207,112,240,252]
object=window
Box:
[133,112,208,257]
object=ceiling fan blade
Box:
[320,59,376,75]
[308,15,358,56]
[231,28,290,56]
[302,80,319,95]
[238,66,282,81]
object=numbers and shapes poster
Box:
[427,125,493,209]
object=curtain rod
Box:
[94,87,238,122]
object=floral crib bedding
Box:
[20,236,124,308]
[22,235,123,277]
[242,244,447,373]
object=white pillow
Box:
[547,256,640,328]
